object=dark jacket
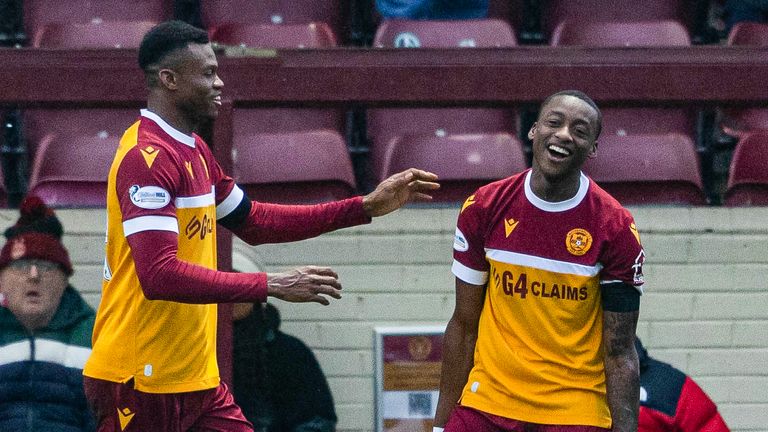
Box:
[233,304,337,432]
[637,338,730,432]
[0,286,96,432]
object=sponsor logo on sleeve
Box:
[454,228,469,252]
[129,185,170,209]
[632,250,645,285]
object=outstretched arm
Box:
[603,309,640,432]
[433,278,485,427]
[224,169,439,245]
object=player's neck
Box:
[147,98,196,135]
[529,169,581,202]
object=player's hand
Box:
[362,168,440,217]
[266,266,342,305]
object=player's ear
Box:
[158,68,178,91]
[527,122,537,140]
[588,140,598,159]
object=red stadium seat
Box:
[550,20,691,47]
[210,22,338,48]
[232,128,356,204]
[382,133,526,201]
[25,109,137,208]
[582,133,706,205]
[373,19,517,47]
[24,0,170,47]
[33,20,158,48]
[542,0,695,39]
[200,0,348,44]
[724,132,768,206]
[727,22,768,46]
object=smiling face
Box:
[170,43,224,124]
[0,259,68,331]
[528,95,600,183]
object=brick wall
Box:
[5,207,765,432]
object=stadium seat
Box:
[232,128,356,204]
[550,20,691,46]
[724,132,768,206]
[542,0,695,39]
[373,18,517,47]
[720,23,768,137]
[25,109,137,208]
[382,133,526,201]
[33,20,158,48]
[727,22,768,46]
[210,22,338,48]
[582,133,707,205]
[200,0,348,44]
[24,0,169,47]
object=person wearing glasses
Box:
[0,196,96,432]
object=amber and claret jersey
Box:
[84,110,245,393]
[452,169,645,428]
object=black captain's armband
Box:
[601,281,641,312]
[217,194,252,230]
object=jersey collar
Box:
[140,109,196,148]
[524,169,589,212]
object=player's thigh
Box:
[445,405,526,432]
[84,377,183,432]
[189,382,253,432]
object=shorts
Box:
[84,376,253,432]
[445,405,611,432]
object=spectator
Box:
[0,196,96,432]
[232,303,337,432]
[376,0,489,20]
[636,337,730,432]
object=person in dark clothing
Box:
[636,337,730,432]
[233,303,337,432]
[0,196,96,432]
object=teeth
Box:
[548,145,570,156]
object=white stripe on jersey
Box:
[123,215,179,236]
[452,260,489,285]
[175,190,215,208]
[217,185,244,219]
[485,248,603,277]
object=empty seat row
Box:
[6,107,768,209]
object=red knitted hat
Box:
[0,196,73,276]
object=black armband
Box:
[600,281,641,312]
[218,194,252,230]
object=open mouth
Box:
[547,144,572,159]
[212,95,222,106]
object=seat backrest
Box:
[374,18,517,47]
[211,22,338,48]
[233,128,356,204]
[725,132,768,206]
[583,132,706,205]
[24,0,169,46]
[26,109,137,207]
[368,108,517,181]
[551,19,691,47]
[33,20,158,48]
[383,132,526,201]
[542,0,689,38]
[727,22,768,46]
[201,0,348,43]
[600,107,696,136]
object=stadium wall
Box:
[5,207,765,432]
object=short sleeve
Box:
[115,145,181,235]
[452,193,489,285]
[599,213,645,293]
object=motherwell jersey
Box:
[452,169,645,428]
[84,110,242,393]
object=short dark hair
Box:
[540,90,603,139]
[138,20,209,72]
